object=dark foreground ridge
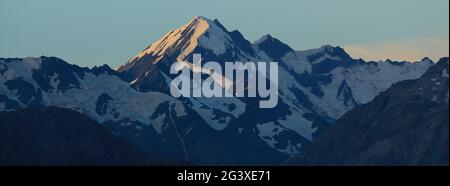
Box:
[297,58,449,165]
[0,106,158,165]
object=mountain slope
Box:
[0,56,286,165]
[0,106,156,165]
[299,58,449,165]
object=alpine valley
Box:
[0,16,448,165]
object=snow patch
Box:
[256,122,301,154]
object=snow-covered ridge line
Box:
[0,56,187,129]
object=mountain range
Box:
[0,16,447,165]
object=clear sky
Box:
[1,0,448,68]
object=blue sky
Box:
[0,0,448,67]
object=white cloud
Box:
[344,37,449,62]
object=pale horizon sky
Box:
[0,0,448,67]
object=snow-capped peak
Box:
[318,44,335,51]
[254,34,275,45]
[192,15,209,21]
[124,16,231,66]
[316,45,345,55]
[254,34,291,48]
[136,16,211,61]
[253,34,293,61]
[296,44,352,63]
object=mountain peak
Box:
[187,16,214,28]
[191,16,211,22]
[420,57,433,64]
[299,45,352,62]
[254,34,282,46]
[318,45,344,54]
[319,44,334,49]
[118,16,231,73]
[254,34,293,61]
[117,16,241,79]
[254,34,274,43]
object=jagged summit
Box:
[254,34,289,47]
[117,16,234,76]
[253,34,275,45]
[299,44,342,55]
[320,44,335,49]
[117,16,359,78]
[317,45,348,56]
[297,44,353,62]
[254,34,293,61]
[116,16,264,82]
[192,15,209,21]
[127,16,221,62]
[420,57,434,64]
